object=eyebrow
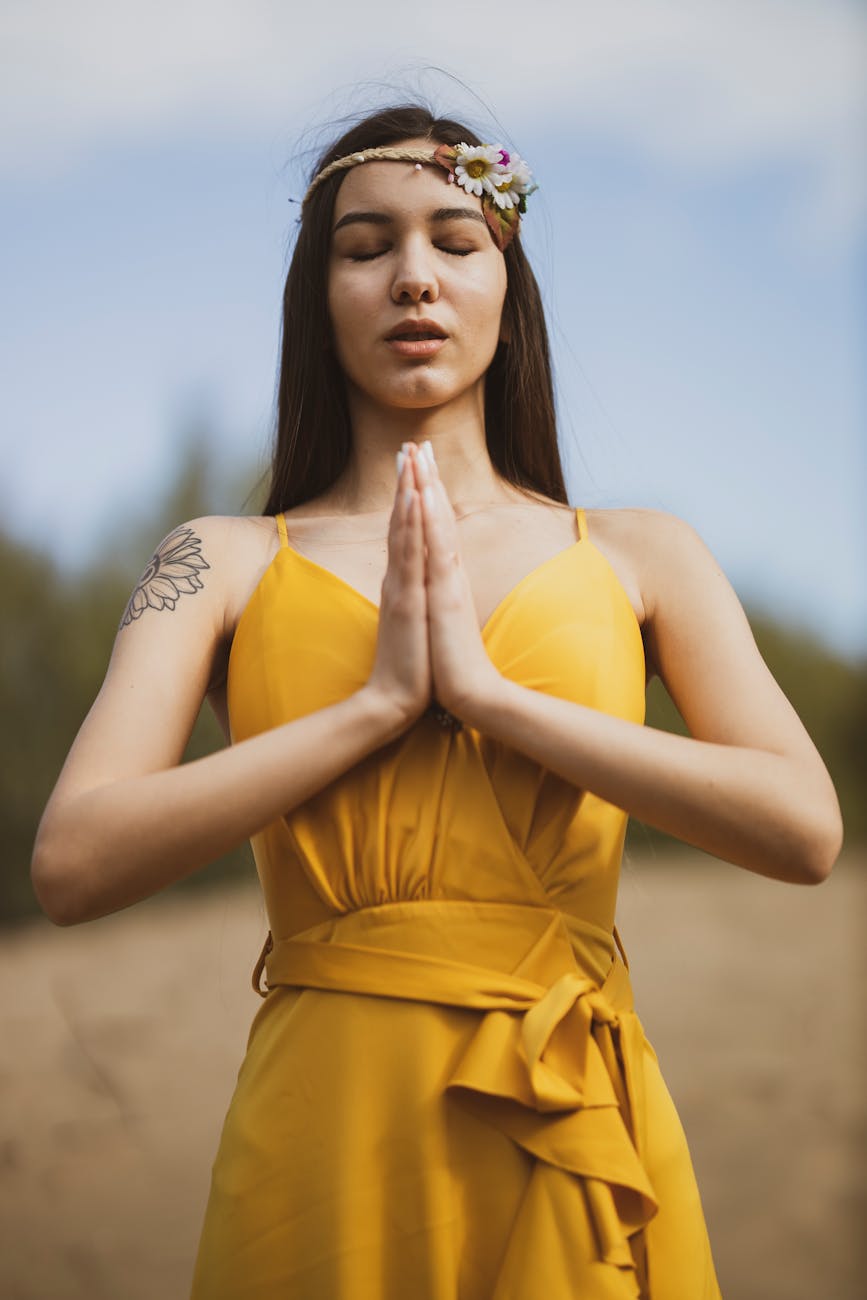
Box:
[332,207,487,234]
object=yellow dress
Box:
[190,508,722,1299]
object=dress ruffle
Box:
[256,900,659,1299]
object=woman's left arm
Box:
[430,496,843,885]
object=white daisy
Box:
[488,181,518,210]
[454,143,511,199]
[506,152,534,195]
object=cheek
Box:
[459,272,507,340]
[457,251,506,301]
[327,274,368,354]
[327,269,347,328]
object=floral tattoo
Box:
[120,525,210,628]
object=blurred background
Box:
[1,2,864,1298]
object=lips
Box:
[385,319,448,341]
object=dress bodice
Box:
[226,507,646,942]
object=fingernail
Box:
[396,450,405,476]
[401,441,410,453]
[421,439,435,465]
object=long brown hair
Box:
[263,104,566,514]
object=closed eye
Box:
[349,247,475,262]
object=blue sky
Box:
[1,0,864,657]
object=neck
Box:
[326,384,519,514]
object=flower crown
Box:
[301,141,537,251]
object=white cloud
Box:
[2,0,865,243]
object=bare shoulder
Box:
[593,508,727,614]
[118,514,265,625]
[119,515,220,627]
[587,506,757,684]
[116,512,280,664]
[584,505,700,554]
[584,506,712,601]
[216,513,282,632]
[581,506,686,627]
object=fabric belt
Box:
[250,899,658,1296]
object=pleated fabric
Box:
[190,508,722,1299]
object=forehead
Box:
[331,153,484,225]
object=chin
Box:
[392,377,458,407]
[354,370,466,410]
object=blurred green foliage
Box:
[626,617,866,858]
[2,434,268,927]
[2,437,862,925]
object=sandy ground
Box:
[1,849,863,1300]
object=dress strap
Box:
[274,512,289,548]
[574,506,589,541]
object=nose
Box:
[390,235,439,305]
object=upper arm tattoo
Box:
[119,525,211,629]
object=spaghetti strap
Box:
[275,512,289,548]
[574,506,588,542]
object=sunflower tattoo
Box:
[120,525,210,628]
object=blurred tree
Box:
[1,431,261,928]
[626,615,866,858]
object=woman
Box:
[32,104,842,1299]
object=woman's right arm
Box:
[31,481,428,926]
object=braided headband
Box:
[301,142,537,251]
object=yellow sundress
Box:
[190,507,722,1299]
